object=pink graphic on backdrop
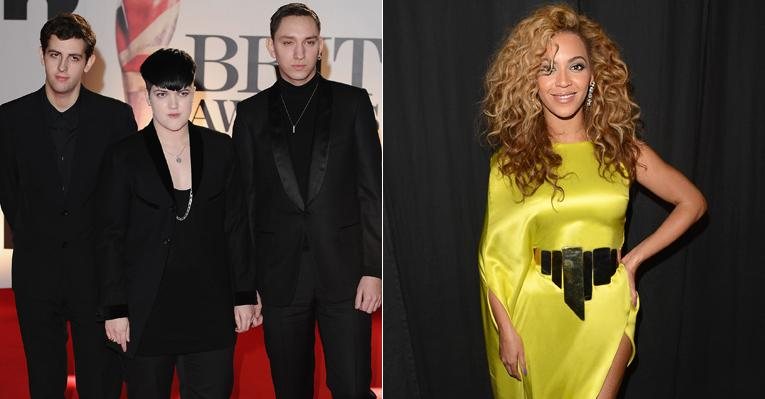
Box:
[116,0,181,128]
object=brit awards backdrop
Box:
[0,0,382,287]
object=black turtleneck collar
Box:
[278,72,321,99]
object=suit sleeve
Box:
[0,107,19,229]
[354,89,382,278]
[94,103,135,320]
[95,146,131,320]
[118,103,138,140]
[224,140,258,305]
[231,104,259,302]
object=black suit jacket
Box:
[0,87,136,301]
[232,76,381,306]
[95,122,256,357]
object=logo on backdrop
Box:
[3,1,381,134]
[188,34,382,132]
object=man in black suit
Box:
[0,13,136,399]
[232,3,381,399]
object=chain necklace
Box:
[279,81,319,134]
[159,135,192,221]
[176,187,193,221]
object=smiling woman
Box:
[478,4,706,398]
[536,32,593,122]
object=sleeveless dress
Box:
[479,141,639,398]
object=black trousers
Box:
[125,346,234,399]
[262,249,372,399]
[15,293,123,399]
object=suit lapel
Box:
[141,123,174,197]
[66,89,87,203]
[305,77,332,206]
[67,88,106,204]
[142,122,204,197]
[189,123,203,192]
[267,85,305,211]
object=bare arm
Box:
[621,143,707,274]
[488,290,513,334]
[488,289,526,380]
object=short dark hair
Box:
[40,13,96,58]
[270,3,321,38]
[140,48,196,91]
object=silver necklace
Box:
[159,136,193,221]
[162,143,187,163]
[176,187,193,221]
[280,81,319,134]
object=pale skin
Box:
[105,85,264,351]
[265,15,382,313]
[266,15,324,86]
[40,35,95,112]
[490,32,707,397]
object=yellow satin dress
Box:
[479,141,639,398]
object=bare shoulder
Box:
[633,141,705,209]
[635,141,671,179]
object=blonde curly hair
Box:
[483,3,642,200]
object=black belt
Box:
[534,247,618,320]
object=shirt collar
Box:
[43,91,80,130]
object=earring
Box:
[586,81,595,107]
[318,53,322,61]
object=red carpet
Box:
[0,289,381,398]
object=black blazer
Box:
[95,122,256,357]
[232,76,381,306]
[0,87,136,301]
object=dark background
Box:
[383,1,765,398]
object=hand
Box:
[620,252,641,308]
[251,292,263,328]
[624,267,638,308]
[498,325,527,381]
[105,317,130,352]
[234,305,255,333]
[354,276,381,314]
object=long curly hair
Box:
[483,4,642,200]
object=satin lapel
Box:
[141,123,174,197]
[189,123,203,192]
[267,85,305,211]
[306,77,332,206]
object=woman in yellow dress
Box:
[479,4,707,398]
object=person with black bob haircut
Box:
[140,48,195,92]
[96,48,260,398]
